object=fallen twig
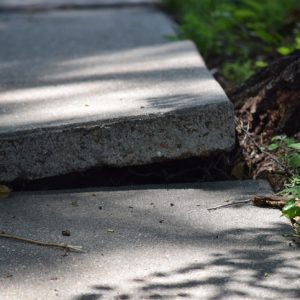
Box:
[207,199,252,211]
[0,232,85,253]
[208,194,288,211]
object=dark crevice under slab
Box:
[10,153,233,191]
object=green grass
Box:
[163,0,300,85]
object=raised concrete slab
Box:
[0,8,235,182]
[0,0,160,10]
[0,180,299,300]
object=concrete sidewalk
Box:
[0,6,234,182]
[0,0,159,10]
[0,180,299,299]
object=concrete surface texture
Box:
[0,8,235,181]
[0,0,160,9]
[0,180,299,300]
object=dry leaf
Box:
[231,160,245,179]
[0,185,11,198]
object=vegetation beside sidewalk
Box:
[268,136,300,236]
[163,0,300,86]
[163,0,300,234]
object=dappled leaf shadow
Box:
[1,182,299,299]
[75,223,300,300]
[0,9,213,133]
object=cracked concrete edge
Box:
[0,102,235,182]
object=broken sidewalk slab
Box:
[0,8,235,182]
[1,180,299,300]
[0,0,160,11]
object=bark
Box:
[229,50,300,137]
[252,195,288,209]
[228,51,300,185]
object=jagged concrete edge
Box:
[0,102,235,181]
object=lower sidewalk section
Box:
[0,180,299,299]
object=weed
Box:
[163,0,300,85]
[268,135,300,235]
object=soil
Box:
[227,51,300,190]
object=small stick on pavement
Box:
[207,199,252,211]
[0,232,85,253]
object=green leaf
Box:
[268,143,279,151]
[255,60,268,68]
[291,176,300,185]
[283,199,296,211]
[255,29,276,44]
[295,37,300,49]
[277,46,292,56]
[279,186,300,198]
[284,138,296,146]
[272,135,286,142]
[234,8,256,19]
[282,199,300,220]
[288,153,300,168]
[288,143,300,151]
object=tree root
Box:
[252,195,288,209]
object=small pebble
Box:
[50,277,58,281]
[62,230,71,237]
